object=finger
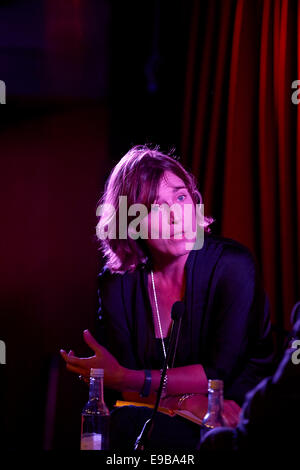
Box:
[223,400,241,419]
[66,363,90,376]
[223,413,235,428]
[60,349,68,361]
[226,400,241,414]
[60,349,79,365]
[224,403,237,419]
[225,405,241,424]
[224,410,239,428]
[223,406,237,427]
[61,350,95,368]
[83,329,102,353]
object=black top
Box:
[94,233,275,406]
[152,337,170,370]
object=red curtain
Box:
[182,0,300,335]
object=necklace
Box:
[150,270,170,368]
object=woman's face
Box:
[140,171,198,258]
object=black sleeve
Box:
[92,267,138,408]
[94,268,138,370]
[202,244,275,407]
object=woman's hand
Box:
[60,330,125,390]
[176,394,209,420]
[222,399,241,428]
[161,394,241,428]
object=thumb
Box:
[83,329,101,352]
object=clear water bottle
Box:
[200,379,225,444]
[80,368,110,450]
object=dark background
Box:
[1,0,299,450]
[0,0,192,450]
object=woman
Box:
[60,145,275,450]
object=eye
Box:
[177,194,186,202]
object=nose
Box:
[169,210,175,224]
[168,204,181,225]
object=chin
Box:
[148,236,196,257]
[169,243,191,257]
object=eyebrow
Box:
[171,185,187,192]
[155,186,188,204]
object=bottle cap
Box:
[90,368,104,378]
[208,379,223,391]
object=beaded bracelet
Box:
[139,369,152,398]
[177,393,196,409]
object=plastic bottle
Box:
[80,368,110,450]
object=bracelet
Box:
[160,369,168,398]
[177,393,196,410]
[139,369,152,398]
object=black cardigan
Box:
[94,234,275,406]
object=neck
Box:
[150,252,189,287]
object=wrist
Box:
[118,367,144,392]
[116,366,129,390]
[118,368,162,394]
[139,369,152,397]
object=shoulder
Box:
[97,265,121,286]
[97,263,143,294]
[205,233,254,255]
[205,234,256,262]
[203,234,258,279]
[96,264,143,325]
